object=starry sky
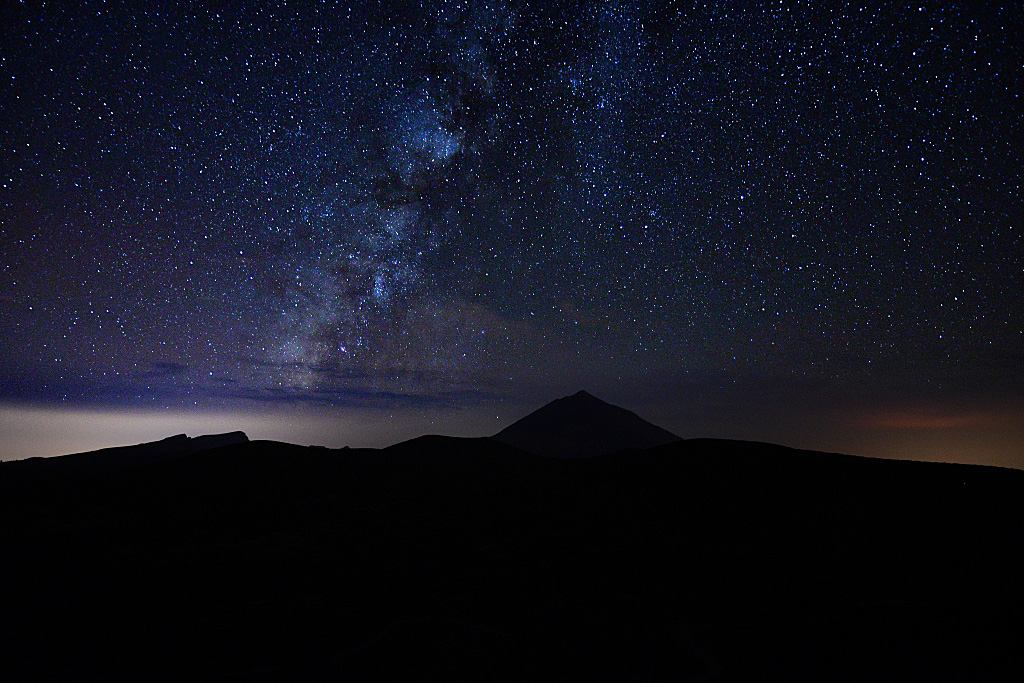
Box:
[2,1,1022,466]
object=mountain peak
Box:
[569,389,599,400]
[493,391,679,458]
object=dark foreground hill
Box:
[2,435,1024,680]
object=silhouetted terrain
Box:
[7,431,250,469]
[2,396,1023,680]
[493,390,680,457]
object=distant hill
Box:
[492,390,680,457]
[5,431,249,469]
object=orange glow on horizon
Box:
[849,408,1023,430]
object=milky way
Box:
[1,1,1022,459]
[278,3,509,389]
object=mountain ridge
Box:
[4,431,249,468]
[492,390,681,458]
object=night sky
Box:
[2,1,1022,466]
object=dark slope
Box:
[493,390,680,457]
[5,431,249,470]
[2,436,1023,680]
